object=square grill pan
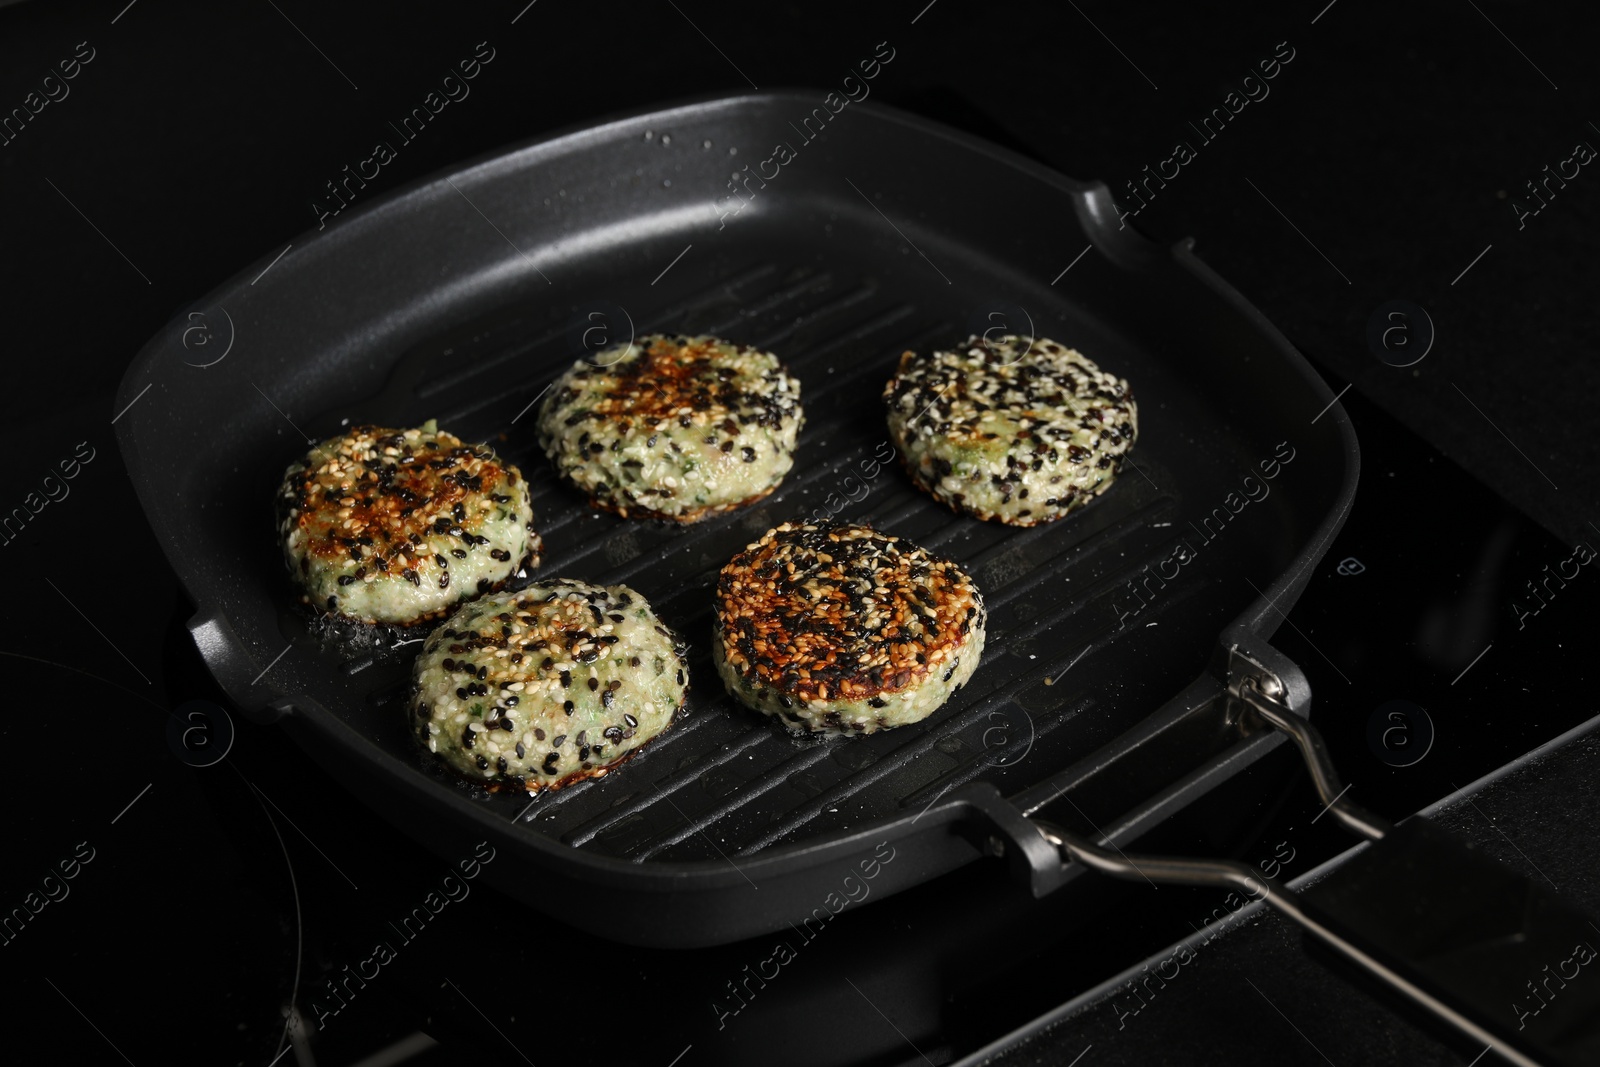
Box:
[115,91,1357,947]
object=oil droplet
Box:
[660,134,672,146]
[702,139,713,150]
[728,146,737,156]
[643,129,654,141]
[661,179,672,188]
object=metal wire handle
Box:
[1030,678,1387,893]
[1028,680,1548,1067]
[1234,680,1391,842]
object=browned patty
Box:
[535,334,803,522]
[276,423,541,627]
[713,522,986,731]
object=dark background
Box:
[0,1,1595,1065]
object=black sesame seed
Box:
[337,575,355,586]
[587,676,599,691]
[562,700,574,716]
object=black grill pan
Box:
[114,91,1356,948]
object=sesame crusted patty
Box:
[536,334,803,522]
[884,334,1138,526]
[276,421,541,627]
[712,521,986,734]
[410,580,688,792]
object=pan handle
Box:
[1031,685,1600,1067]
[188,608,293,724]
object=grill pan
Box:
[114,91,1357,949]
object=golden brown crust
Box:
[713,521,984,703]
[572,335,780,427]
[285,425,533,565]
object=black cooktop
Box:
[2,2,1596,1066]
